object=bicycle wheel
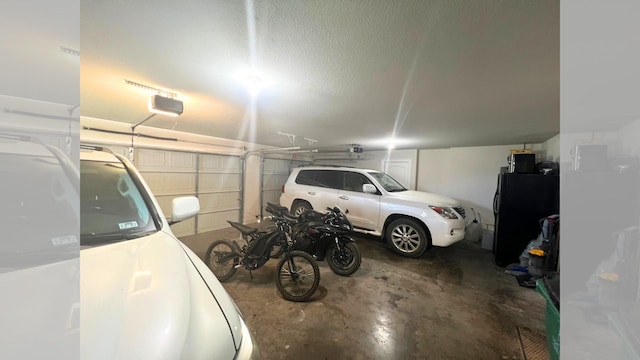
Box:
[204,240,238,282]
[275,250,320,302]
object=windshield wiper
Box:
[81,229,156,245]
[388,188,408,192]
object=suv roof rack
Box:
[302,163,356,168]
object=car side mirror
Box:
[170,196,200,224]
[363,184,377,194]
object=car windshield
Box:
[0,150,79,271]
[81,159,158,245]
[367,171,407,192]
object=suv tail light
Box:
[281,184,285,193]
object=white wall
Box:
[417,144,526,228]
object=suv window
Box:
[81,159,159,245]
[295,170,340,189]
[342,172,373,193]
[368,171,407,192]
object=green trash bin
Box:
[536,277,560,360]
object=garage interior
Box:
[5,0,640,359]
[77,1,562,358]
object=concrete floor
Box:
[181,226,548,360]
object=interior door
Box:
[337,171,380,230]
[382,159,412,189]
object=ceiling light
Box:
[148,94,183,117]
[125,79,179,98]
[246,76,262,96]
[59,45,80,57]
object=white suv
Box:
[280,166,466,257]
[80,146,257,359]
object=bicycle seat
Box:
[227,221,258,236]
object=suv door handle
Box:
[339,195,349,200]
[308,191,316,195]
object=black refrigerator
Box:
[493,173,559,267]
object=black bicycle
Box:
[204,213,320,302]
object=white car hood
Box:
[387,190,460,207]
[80,231,238,360]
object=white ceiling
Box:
[0,1,79,106]
[79,0,561,151]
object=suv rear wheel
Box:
[386,218,429,258]
[291,201,312,217]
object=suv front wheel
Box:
[386,218,429,258]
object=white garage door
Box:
[134,149,199,237]
[261,158,308,214]
[99,147,242,237]
[197,153,242,233]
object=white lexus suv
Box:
[280,166,466,258]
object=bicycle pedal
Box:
[234,264,243,269]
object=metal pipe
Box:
[131,113,156,131]
[259,146,301,153]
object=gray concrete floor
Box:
[181,226,547,360]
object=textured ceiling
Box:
[80,0,560,150]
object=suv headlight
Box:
[428,206,459,219]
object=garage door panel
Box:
[143,173,196,196]
[198,210,240,232]
[263,159,290,173]
[261,162,286,211]
[154,194,197,217]
[107,146,129,158]
[199,192,240,213]
[136,149,196,172]
[263,174,289,189]
[170,217,196,237]
[199,173,241,192]
[154,195,172,218]
[200,154,241,172]
[262,190,281,208]
[261,158,304,212]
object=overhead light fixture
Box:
[148,94,183,117]
[59,45,80,57]
[246,75,262,96]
